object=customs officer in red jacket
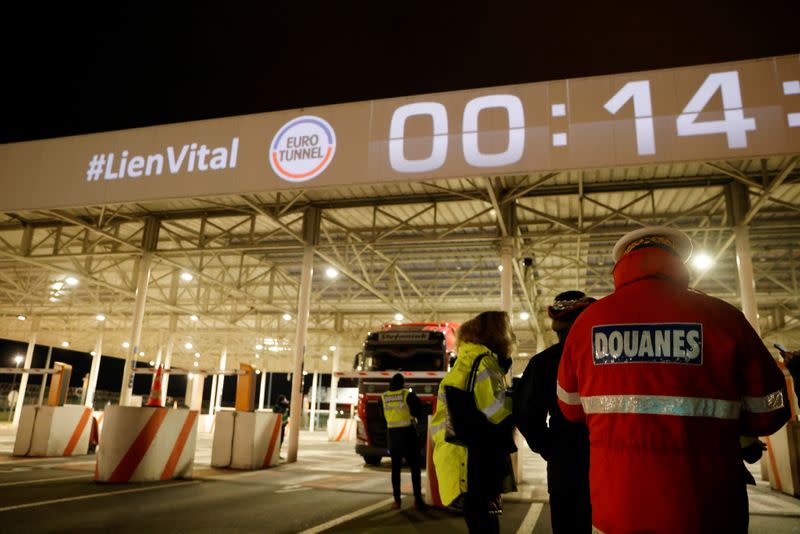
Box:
[557,226,790,534]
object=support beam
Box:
[287,207,320,463]
[120,252,153,405]
[309,371,318,432]
[726,183,760,333]
[12,320,38,428]
[258,370,267,410]
[214,347,228,412]
[85,326,104,408]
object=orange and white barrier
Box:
[423,415,444,508]
[327,417,357,442]
[211,410,282,469]
[764,421,800,497]
[13,405,93,457]
[95,405,198,483]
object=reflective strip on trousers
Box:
[580,394,741,419]
[743,389,785,413]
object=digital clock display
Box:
[368,55,799,179]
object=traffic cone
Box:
[146,364,165,407]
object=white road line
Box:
[516,502,543,534]
[0,480,200,512]
[298,497,395,534]
[0,474,92,487]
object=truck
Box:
[342,322,458,466]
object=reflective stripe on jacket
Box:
[430,342,512,506]
[381,389,412,428]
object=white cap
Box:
[612,226,693,263]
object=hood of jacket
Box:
[613,247,689,291]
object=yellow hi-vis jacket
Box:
[430,342,513,506]
[381,389,412,428]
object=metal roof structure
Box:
[1,156,798,375]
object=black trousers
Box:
[464,445,506,534]
[388,427,422,502]
[549,491,592,534]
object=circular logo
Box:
[269,115,336,182]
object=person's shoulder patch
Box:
[592,323,703,365]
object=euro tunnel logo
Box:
[269,115,336,182]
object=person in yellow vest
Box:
[431,311,517,534]
[381,373,425,510]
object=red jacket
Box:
[557,248,790,534]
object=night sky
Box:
[1,3,798,143]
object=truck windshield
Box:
[362,330,446,371]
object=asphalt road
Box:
[0,428,798,533]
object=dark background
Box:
[1,2,798,144]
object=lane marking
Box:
[0,480,200,512]
[298,497,395,534]
[0,474,93,487]
[516,502,543,534]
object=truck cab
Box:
[351,322,458,465]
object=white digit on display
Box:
[676,71,756,149]
[462,94,525,167]
[604,80,656,155]
[389,102,448,173]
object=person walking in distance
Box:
[431,311,517,534]
[272,394,290,449]
[381,373,426,510]
[557,226,790,534]
[515,291,595,533]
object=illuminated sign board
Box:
[0,54,797,212]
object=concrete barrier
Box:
[765,421,800,497]
[211,410,282,469]
[95,405,198,482]
[326,417,357,442]
[13,405,93,457]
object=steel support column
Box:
[12,320,39,428]
[120,252,154,405]
[85,325,104,408]
[309,371,318,432]
[258,370,267,410]
[161,315,177,406]
[500,239,513,314]
[214,347,228,412]
[287,207,320,463]
[726,183,761,333]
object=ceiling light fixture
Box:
[180,272,194,282]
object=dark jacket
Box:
[517,342,589,494]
